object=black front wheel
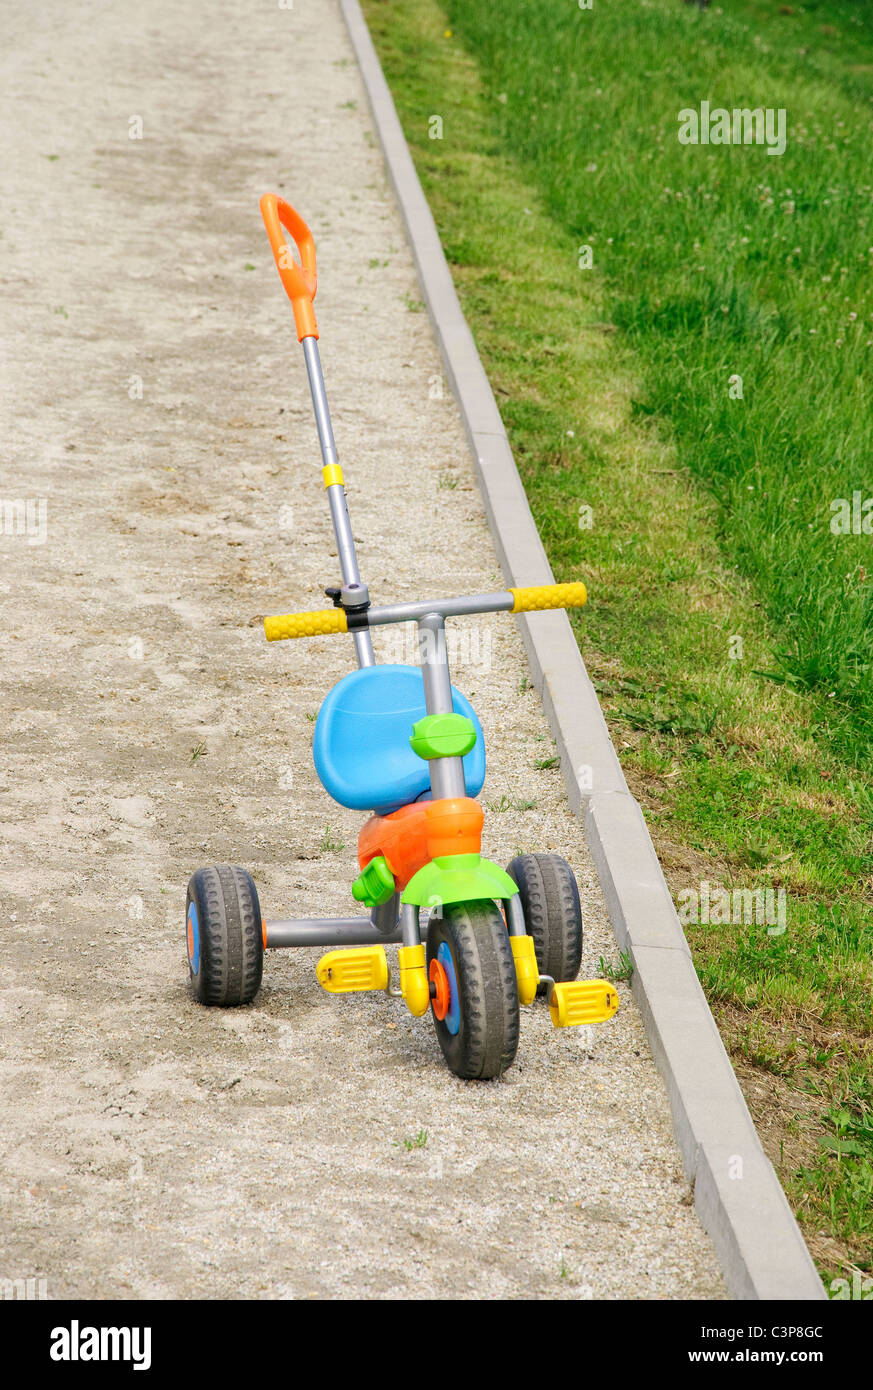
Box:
[185,865,264,1006]
[426,900,519,1080]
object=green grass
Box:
[319,824,345,854]
[395,1129,429,1151]
[363,0,873,1282]
[442,0,873,755]
[488,794,537,813]
[599,952,634,986]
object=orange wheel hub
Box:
[429,957,450,1021]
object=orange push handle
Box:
[259,194,318,341]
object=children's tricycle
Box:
[184,196,618,1079]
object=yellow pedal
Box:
[316,945,389,994]
[549,979,619,1028]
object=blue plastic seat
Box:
[313,664,486,814]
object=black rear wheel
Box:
[506,853,583,982]
[426,900,519,1080]
[186,865,264,1006]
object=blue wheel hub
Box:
[186,901,200,976]
[437,940,460,1036]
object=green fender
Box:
[401,853,519,909]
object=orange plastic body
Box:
[357,797,484,891]
[259,193,318,341]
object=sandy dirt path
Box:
[0,0,724,1298]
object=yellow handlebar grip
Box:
[509,582,587,613]
[264,609,349,641]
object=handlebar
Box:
[265,608,350,642]
[508,583,587,613]
[264,583,587,642]
[259,194,318,341]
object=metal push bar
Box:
[260,193,375,669]
[301,336,375,669]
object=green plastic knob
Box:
[409,713,477,761]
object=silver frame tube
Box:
[301,335,375,668]
[369,591,514,627]
[371,893,400,935]
[505,895,527,937]
[302,335,340,468]
[419,613,467,800]
[400,902,422,948]
[265,916,402,948]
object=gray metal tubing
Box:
[301,335,375,668]
[302,335,340,468]
[327,480,375,666]
[369,591,514,627]
[355,633,377,669]
[430,760,466,799]
[418,614,453,714]
[371,893,400,935]
[400,902,421,948]
[325,483,363,589]
[265,917,402,948]
[504,894,526,937]
[419,613,467,799]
